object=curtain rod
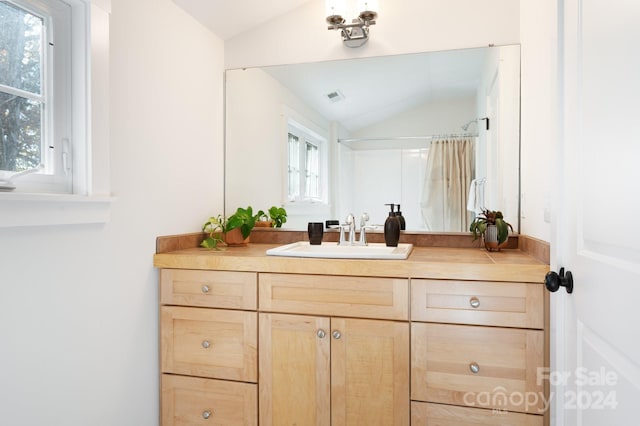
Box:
[338,133,479,143]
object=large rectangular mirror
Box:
[225,45,520,232]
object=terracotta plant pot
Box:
[254,220,274,228]
[224,228,249,246]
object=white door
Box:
[552,0,640,425]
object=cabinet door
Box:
[259,313,331,426]
[331,318,410,426]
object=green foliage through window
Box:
[0,1,44,172]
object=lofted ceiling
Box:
[172,0,313,40]
[259,48,487,132]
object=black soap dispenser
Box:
[395,204,406,230]
[384,204,400,247]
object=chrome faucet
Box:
[338,213,356,246]
[338,212,377,246]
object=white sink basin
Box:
[265,241,413,260]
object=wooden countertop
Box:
[153,244,549,283]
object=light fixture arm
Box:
[327,18,376,31]
[326,7,378,48]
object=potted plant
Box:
[200,206,259,248]
[254,209,272,227]
[267,206,287,228]
[200,214,226,249]
[469,209,513,251]
[254,206,288,228]
[224,206,257,245]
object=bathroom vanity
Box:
[154,238,549,425]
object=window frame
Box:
[286,118,328,205]
[0,0,112,228]
[0,0,74,193]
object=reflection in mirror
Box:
[225,45,520,232]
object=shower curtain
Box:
[420,137,475,232]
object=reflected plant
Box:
[469,209,513,245]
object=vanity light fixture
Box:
[326,0,378,48]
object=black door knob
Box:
[545,267,574,294]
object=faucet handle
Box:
[360,212,369,228]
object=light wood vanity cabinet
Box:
[155,246,548,426]
[258,273,410,426]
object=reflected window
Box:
[287,120,326,203]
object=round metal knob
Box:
[545,267,574,294]
[202,410,212,419]
[317,329,326,339]
[469,297,480,308]
[332,330,342,339]
[469,362,480,374]
[202,340,211,349]
[201,285,210,294]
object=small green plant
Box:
[200,214,226,249]
[255,209,270,223]
[469,209,513,245]
[225,206,257,240]
[267,206,287,228]
[200,205,283,249]
[254,206,288,228]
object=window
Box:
[1,0,73,193]
[1,0,111,228]
[287,121,327,203]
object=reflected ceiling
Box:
[259,48,487,132]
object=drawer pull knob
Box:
[332,330,342,339]
[469,362,480,374]
[469,297,480,308]
[202,340,211,349]
[201,285,210,294]
[202,410,212,419]
[317,329,326,338]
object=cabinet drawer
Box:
[259,273,409,320]
[411,323,545,415]
[162,374,257,426]
[411,279,544,329]
[161,307,257,382]
[411,401,543,426]
[161,269,257,310]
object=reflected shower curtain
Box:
[420,137,475,232]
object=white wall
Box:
[519,0,556,242]
[0,0,224,425]
[226,0,520,69]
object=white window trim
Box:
[0,0,113,228]
[281,105,329,216]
